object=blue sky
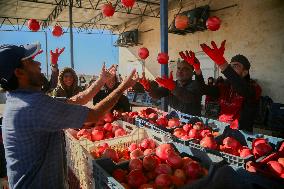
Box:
[0,25,119,76]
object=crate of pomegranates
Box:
[93,142,225,189]
[87,127,172,164]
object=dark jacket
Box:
[149,79,202,116]
[41,65,59,94]
[196,66,262,132]
[52,67,83,98]
[93,85,131,112]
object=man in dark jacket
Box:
[179,41,262,132]
[139,60,202,116]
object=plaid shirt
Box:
[2,89,89,189]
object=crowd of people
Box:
[0,39,263,188]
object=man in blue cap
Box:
[0,43,137,188]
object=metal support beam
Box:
[69,0,74,69]
[44,31,49,78]
[160,0,168,111]
[42,0,68,28]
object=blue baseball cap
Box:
[0,43,41,84]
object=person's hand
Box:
[50,47,65,65]
[138,72,150,91]
[179,50,200,71]
[99,63,116,83]
[32,49,43,59]
[120,69,138,90]
[155,71,176,91]
[200,40,227,66]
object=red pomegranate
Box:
[130,149,144,159]
[239,147,253,158]
[183,124,192,132]
[157,52,169,64]
[200,136,218,150]
[193,122,204,130]
[148,113,158,121]
[206,16,221,31]
[175,14,189,30]
[102,3,115,17]
[103,123,113,132]
[278,158,284,167]
[144,149,154,156]
[155,174,172,188]
[252,138,267,148]
[188,128,201,139]
[138,47,149,60]
[223,137,241,149]
[166,152,182,169]
[173,128,187,138]
[253,142,273,158]
[121,0,136,7]
[156,117,168,127]
[182,157,194,167]
[112,169,127,183]
[174,169,186,181]
[97,143,109,154]
[140,139,156,150]
[77,129,90,139]
[102,148,119,162]
[91,129,104,141]
[128,143,139,152]
[145,171,157,180]
[104,112,115,123]
[27,19,40,32]
[127,170,147,188]
[171,175,185,187]
[52,25,63,37]
[143,155,159,171]
[183,161,202,179]
[104,132,114,139]
[200,129,212,138]
[156,144,174,161]
[114,128,126,137]
[139,183,156,189]
[155,163,172,175]
[129,158,143,171]
[168,118,180,128]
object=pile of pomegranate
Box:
[75,112,129,142]
[111,144,208,188]
[246,141,284,179]
[90,138,157,163]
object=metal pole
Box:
[69,0,74,69]
[45,31,49,78]
[160,0,168,111]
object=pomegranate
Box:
[143,155,159,171]
[103,123,113,132]
[175,14,189,30]
[171,175,184,187]
[121,183,130,189]
[200,136,218,150]
[144,108,157,115]
[206,16,221,31]
[140,139,156,150]
[97,143,109,154]
[168,118,180,128]
[193,122,204,130]
[223,137,241,149]
[183,124,192,132]
[157,52,169,65]
[129,158,143,171]
[182,157,194,167]
[130,149,144,159]
[253,142,273,158]
[200,129,212,138]
[183,161,202,179]
[93,126,104,131]
[278,158,284,167]
[148,113,158,121]
[252,138,267,148]
[188,128,200,139]
[77,129,91,140]
[155,174,172,188]
[156,117,168,127]
[91,129,104,141]
[181,135,191,140]
[267,161,283,176]
[166,152,182,169]
[144,149,154,156]
[101,3,115,17]
[155,163,172,175]
[112,169,127,183]
[145,171,157,180]
[220,145,239,156]
[52,25,63,37]
[173,128,187,138]
[96,118,105,126]
[127,170,147,188]
[239,147,253,158]
[102,148,119,162]
[27,19,40,32]
[138,47,149,60]
[104,112,114,123]
[174,169,186,181]
[128,143,139,152]
[115,128,126,137]
[155,144,174,161]
[121,0,136,8]
[246,161,258,173]
[104,132,114,139]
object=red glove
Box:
[32,49,43,59]
[139,72,150,91]
[179,50,200,71]
[155,71,176,91]
[200,40,227,66]
[50,47,65,65]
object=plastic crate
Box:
[65,130,95,189]
[93,142,225,189]
[79,120,137,151]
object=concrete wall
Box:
[119,0,284,103]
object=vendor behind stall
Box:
[139,60,202,116]
[179,41,262,132]
[0,43,137,189]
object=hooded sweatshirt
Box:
[52,67,83,98]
